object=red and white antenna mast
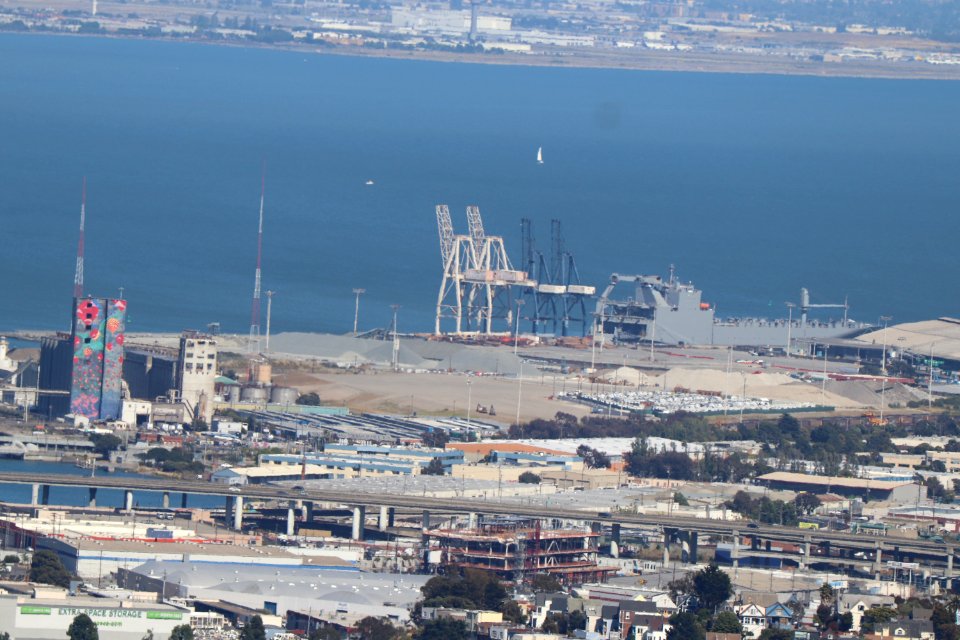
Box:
[73,177,87,299]
[248,164,266,353]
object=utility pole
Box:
[929,341,937,409]
[265,291,274,353]
[352,288,366,335]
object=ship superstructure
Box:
[595,268,869,347]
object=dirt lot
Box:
[272,368,592,423]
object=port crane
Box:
[435,205,533,335]
[799,288,849,326]
[519,218,594,336]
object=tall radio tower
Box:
[248,166,266,353]
[73,177,87,299]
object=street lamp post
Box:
[785,302,795,358]
[352,288,365,335]
[880,315,892,374]
[514,299,525,356]
[516,360,524,432]
[265,290,274,353]
[466,379,473,427]
[391,304,401,372]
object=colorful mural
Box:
[100,299,126,419]
[69,297,127,420]
[70,297,105,419]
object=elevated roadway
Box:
[0,471,952,574]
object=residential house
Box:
[838,594,897,632]
[865,619,935,640]
[765,602,793,631]
[619,600,668,640]
[737,603,767,639]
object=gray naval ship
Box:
[594,267,871,347]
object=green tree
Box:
[240,616,266,640]
[711,611,742,634]
[309,628,343,640]
[356,617,398,640]
[518,471,541,484]
[67,613,99,640]
[819,583,835,604]
[758,630,792,640]
[30,550,72,588]
[567,609,587,632]
[861,607,898,633]
[297,392,321,406]
[169,625,194,640]
[673,492,690,506]
[90,433,122,458]
[530,573,563,593]
[418,618,466,640]
[667,612,705,640]
[692,563,732,611]
[794,492,821,515]
[2,554,19,563]
[501,599,526,624]
[421,458,446,476]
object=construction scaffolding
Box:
[424,518,615,586]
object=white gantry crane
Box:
[435,205,534,335]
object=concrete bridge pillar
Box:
[612,523,622,546]
[224,495,233,524]
[124,489,133,513]
[662,531,670,567]
[162,492,170,510]
[688,531,698,564]
[287,503,296,537]
[379,506,394,532]
[40,485,50,506]
[88,487,97,508]
[181,493,188,509]
[232,496,243,531]
[31,483,39,506]
[422,510,431,531]
[948,549,955,577]
[751,535,760,550]
[873,544,884,581]
[731,531,740,570]
[468,512,478,529]
[352,506,366,541]
[801,536,811,569]
[304,501,315,522]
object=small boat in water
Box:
[365,179,375,186]
[536,146,543,165]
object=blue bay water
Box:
[1,33,958,334]
[0,458,221,509]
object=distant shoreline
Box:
[6,29,960,81]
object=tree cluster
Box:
[723,490,821,526]
[138,447,204,475]
[29,550,72,588]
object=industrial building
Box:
[425,518,615,585]
[0,594,189,640]
[119,560,427,624]
[176,332,217,425]
[758,471,918,501]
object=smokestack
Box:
[73,178,86,299]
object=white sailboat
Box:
[537,146,543,164]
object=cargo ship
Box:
[594,267,871,348]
